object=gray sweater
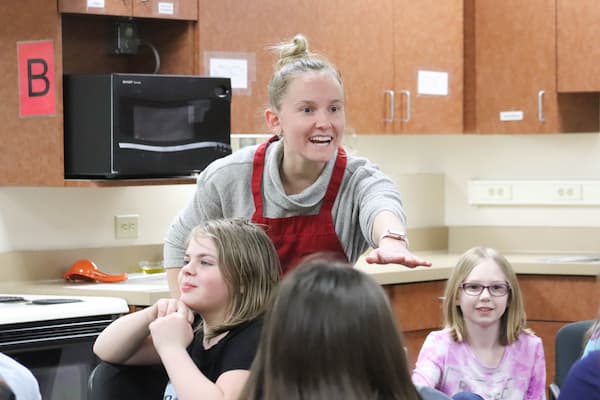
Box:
[164,139,406,268]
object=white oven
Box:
[0,294,128,400]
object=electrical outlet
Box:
[115,214,139,239]
[551,183,582,202]
[468,181,513,204]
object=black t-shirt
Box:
[187,318,263,382]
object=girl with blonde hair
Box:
[412,247,546,399]
[94,218,280,400]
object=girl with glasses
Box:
[412,247,546,400]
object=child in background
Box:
[241,258,451,400]
[93,218,280,400]
[0,352,41,400]
[557,350,600,399]
[412,247,546,400]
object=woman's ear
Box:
[264,109,281,135]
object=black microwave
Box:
[63,73,232,179]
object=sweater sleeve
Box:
[412,331,445,389]
[525,335,547,400]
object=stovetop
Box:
[0,293,129,325]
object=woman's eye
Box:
[330,105,339,112]
[302,107,313,113]
[466,283,482,290]
[182,259,190,266]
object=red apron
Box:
[251,136,348,274]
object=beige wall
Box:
[1,133,599,253]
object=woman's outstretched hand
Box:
[365,240,432,268]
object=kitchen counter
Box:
[0,252,598,306]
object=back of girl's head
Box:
[188,218,280,329]
[268,34,343,111]
[243,260,422,400]
[443,246,528,345]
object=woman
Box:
[93,218,280,400]
[241,258,450,400]
[164,34,431,297]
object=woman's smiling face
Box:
[273,70,345,165]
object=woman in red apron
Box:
[164,34,431,296]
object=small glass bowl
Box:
[138,260,165,274]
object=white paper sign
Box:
[499,111,524,121]
[417,70,448,96]
[158,2,174,15]
[87,0,105,8]
[209,58,248,90]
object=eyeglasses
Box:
[460,282,511,297]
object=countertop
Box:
[0,252,598,306]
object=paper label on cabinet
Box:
[499,111,524,121]
[158,2,174,15]
[417,70,448,96]
[209,58,248,90]
[87,0,104,8]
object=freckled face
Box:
[178,235,230,320]
[275,71,345,165]
[457,259,509,330]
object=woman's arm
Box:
[167,267,182,298]
[365,210,432,267]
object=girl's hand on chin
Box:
[149,305,194,352]
[151,298,194,323]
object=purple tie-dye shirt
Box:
[412,329,546,400]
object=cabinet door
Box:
[59,0,132,16]
[133,0,198,21]
[198,0,394,134]
[470,0,558,133]
[557,0,600,92]
[1,1,64,185]
[393,0,463,134]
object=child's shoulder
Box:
[510,330,543,351]
[425,328,456,345]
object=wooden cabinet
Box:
[197,0,462,134]
[384,280,446,368]
[387,0,463,134]
[464,0,598,134]
[0,1,65,186]
[59,0,198,21]
[0,1,199,186]
[556,0,600,92]
[519,275,598,385]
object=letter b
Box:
[27,58,49,97]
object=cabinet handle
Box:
[384,90,395,122]
[538,90,545,123]
[399,90,411,122]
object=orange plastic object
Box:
[63,259,128,283]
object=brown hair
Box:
[242,260,423,400]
